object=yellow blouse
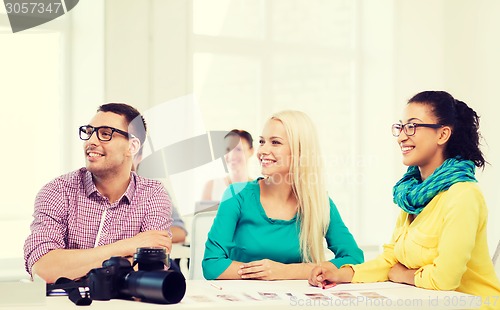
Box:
[351,182,500,310]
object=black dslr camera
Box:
[87,247,186,304]
[48,247,186,305]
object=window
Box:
[172,0,361,228]
[0,16,67,259]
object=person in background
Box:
[201,129,254,201]
[169,207,187,243]
[309,91,500,310]
[203,110,363,280]
[133,152,187,273]
[133,162,187,244]
[24,103,173,283]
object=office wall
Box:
[102,0,500,249]
[102,0,397,247]
[105,0,191,109]
[1,0,498,260]
[0,0,105,258]
[395,0,500,251]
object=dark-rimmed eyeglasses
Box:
[79,125,135,141]
[391,123,443,137]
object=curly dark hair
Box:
[408,91,485,168]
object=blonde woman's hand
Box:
[238,259,286,280]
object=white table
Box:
[1,280,483,309]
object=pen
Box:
[208,282,223,290]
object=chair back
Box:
[493,239,500,278]
[188,211,217,280]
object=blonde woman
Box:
[202,110,363,280]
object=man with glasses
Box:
[24,103,173,283]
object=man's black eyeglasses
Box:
[79,125,135,141]
[391,123,443,137]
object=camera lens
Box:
[133,247,169,271]
[121,270,186,304]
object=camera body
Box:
[86,247,186,304]
[87,256,133,300]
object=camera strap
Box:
[46,277,92,306]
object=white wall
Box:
[395,0,500,251]
[1,0,498,262]
[0,0,105,259]
[356,0,399,245]
[450,0,500,252]
[68,0,105,172]
[102,0,500,251]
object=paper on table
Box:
[329,281,412,291]
[182,280,414,305]
[199,280,411,293]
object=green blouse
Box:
[202,178,364,280]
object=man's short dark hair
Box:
[97,103,147,146]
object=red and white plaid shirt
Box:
[23,168,172,275]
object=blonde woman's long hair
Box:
[271,110,330,263]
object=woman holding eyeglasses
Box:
[309,91,500,309]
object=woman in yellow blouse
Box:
[309,91,500,309]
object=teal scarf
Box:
[393,157,477,215]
